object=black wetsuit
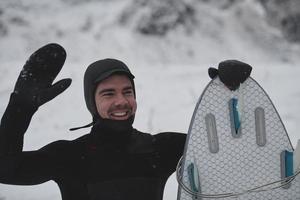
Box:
[0,94,186,200]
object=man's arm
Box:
[0,140,70,185]
[0,43,71,184]
[0,93,37,155]
[0,43,71,156]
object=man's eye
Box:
[102,92,114,97]
[124,90,133,96]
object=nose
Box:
[114,94,129,107]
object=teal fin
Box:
[229,98,242,138]
[187,163,201,199]
[280,150,294,189]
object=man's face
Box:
[94,74,137,120]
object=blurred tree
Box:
[260,0,300,42]
[0,8,8,37]
[281,14,300,42]
[120,0,196,36]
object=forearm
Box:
[0,141,67,185]
[0,154,24,184]
[0,152,52,185]
[0,93,37,156]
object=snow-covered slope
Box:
[0,0,300,199]
[1,0,299,64]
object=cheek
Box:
[130,98,137,113]
[95,98,109,118]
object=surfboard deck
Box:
[177,73,300,199]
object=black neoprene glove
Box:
[0,43,71,155]
[12,43,72,109]
[208,60,252,90]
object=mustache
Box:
[108,104,133,112]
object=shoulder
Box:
[38,134,90,154]
[131,129,186,145]
[153,132,186,144]
[153,132,186,155]
[131,129,153,141]
[127,129,154,153]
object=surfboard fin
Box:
[255,107,267,146]
[187,163,201,199]
[280,150,293,189]
[280,141,300,188]
[229,98,242,137]
[294,139,300,172]
[205,114,219,153]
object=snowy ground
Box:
[0,0,300,199]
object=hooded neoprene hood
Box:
[84,58,135,119]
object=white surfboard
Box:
[177,65,300,200]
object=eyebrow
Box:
[123,86,134,91]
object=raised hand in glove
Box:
[0,43,71,155]
[13,43,72,109]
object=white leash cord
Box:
[176,157,300,199]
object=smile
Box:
[109,110,132,120]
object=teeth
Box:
[112,112,127,117]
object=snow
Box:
[0,0,300,199]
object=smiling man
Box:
[0,44,186,200]
[82,59,138,133]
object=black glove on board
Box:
[12,43,72,109]
[208,60,252,90]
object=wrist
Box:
[8,92,38,114]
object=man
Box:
[0,43,186,200]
